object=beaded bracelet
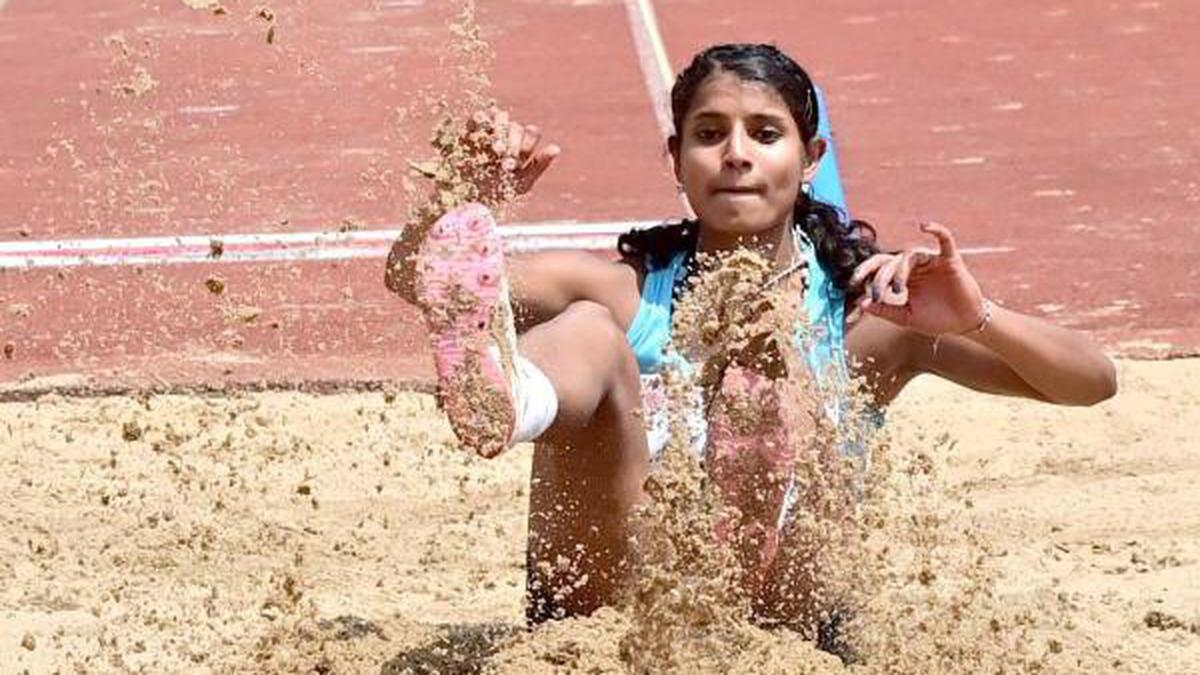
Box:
[932,299,994,356]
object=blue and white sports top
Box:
[625,227,848,383]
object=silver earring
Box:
[801,181,812,195]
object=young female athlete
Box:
[385,43,1116,637]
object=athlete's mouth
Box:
[712,185,764,195]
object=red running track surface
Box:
[1,0,1198,395]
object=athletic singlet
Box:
[626,228,846,381]
[624,226,882,464]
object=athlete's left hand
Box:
[847,222,986,336]
[467,107,561,198]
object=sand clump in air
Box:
[404,1,523,221]
[254,6,279,45]
[179,1,275,40]
[105,33,160,99]
[36,31,175,231]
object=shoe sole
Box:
[413,203,515,458]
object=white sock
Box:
[481,274,558,446]
[487,345,559,445]
[510,353,559,444]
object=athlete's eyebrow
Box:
[688,110,791,126]
[688,110,730,122]
[745,112,791,126]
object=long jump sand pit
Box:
[2,358,1198,673]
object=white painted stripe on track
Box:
[5,238,627,269]
[0,220,667,270]
[622,0,694,217]
[622,0,674,140]
[0,220,656,254]
[177,104,240,115]
[0,220,1011,270]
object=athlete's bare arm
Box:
[848,223,1116,407]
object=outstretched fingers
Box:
[517,142,560,194]
[503,121,524,167]
[849,253,893,291]
[465,107,562,194]
[858,255,914,326]
[490,109,511,154]
[847,253,891,325]
[921,221,959,260]
[848,242,939,325]
[518,124,541,162]
[891,246,940,294]
[873,255,912,306]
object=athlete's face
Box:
[672,71,823,239]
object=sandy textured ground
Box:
[2,358,1198,673]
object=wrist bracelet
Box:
[932,299,993,356]
[963,298,994,336]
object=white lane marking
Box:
[348,45,405,55]
[622,0,673,140]
[0,220,1013,270]
[959,246,1014,255]
[177,104,240,115]
[339,147,387,156]
[621,0,692,216]
[0,219,667,269]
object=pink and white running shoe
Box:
[413,203,518,458]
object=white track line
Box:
[622,0,674,140]
[0,220,1011,270]
[622,0,693,217]
[0,219,663,269]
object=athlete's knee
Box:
[535,300,641,429]
[559,301,638,375]
[560,300,620,334]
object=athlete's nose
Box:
[722,127,752,171]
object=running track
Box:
[1,0,1198,397]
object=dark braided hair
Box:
[617,43,878,296]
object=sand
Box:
[1,358,1197,673]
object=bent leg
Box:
[403,205,649,620]
[516,301,650,622]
